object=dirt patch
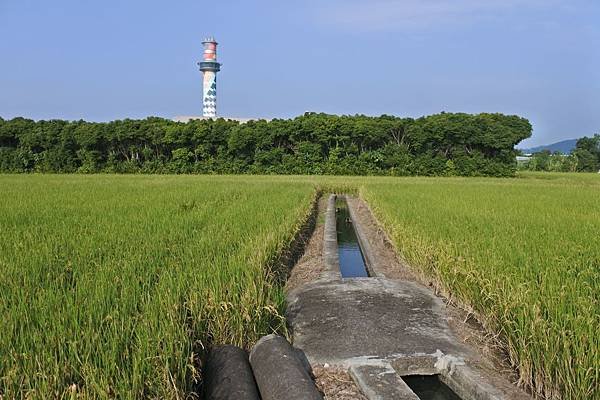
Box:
[285,197,327,292]
[346,196,524,389]
[312,365,368,400]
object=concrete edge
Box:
[321,194,341,280]
[344,195,382,278]
[392,354,439,376]
[349,364,419,400]
[435,355,530,400]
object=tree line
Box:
[519,135,600,173]
[0,112,532,176]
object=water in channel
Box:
[335,197,369,278]
[402,375,462,400]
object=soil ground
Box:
[312,365,368,400]
[286,197,327,292]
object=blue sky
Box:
[0,0,598,147]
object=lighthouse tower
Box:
[198,37,221,117]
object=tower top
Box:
[199,36,220,68]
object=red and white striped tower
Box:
[198,37,221,117]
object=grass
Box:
[0,172,598,400]
[359,174,599,400]
[0,175,316,399]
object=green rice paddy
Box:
[361,174,599,400]
[0,173,598,399]
[0,175,315,398]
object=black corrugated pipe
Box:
[249,334,323,400]
[202,345,261,400]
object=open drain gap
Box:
[402,375,462,400]
[335,196,370,278]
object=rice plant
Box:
[1,172,597,400]
[0,174,315,399]
[360,174,600,400]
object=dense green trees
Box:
[0,112,532,176]
[521,134,600,173]
[572,134,600,172]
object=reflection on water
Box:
[335,198,369,278]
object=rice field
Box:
[0,173,598,400]
[360,173,600,400]
[0,175,315,399]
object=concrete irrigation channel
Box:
[285,194,533,400]
[202,194,533,400]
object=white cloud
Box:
[314,0,561,31]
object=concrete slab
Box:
[435,357,531,400]
[286,277,531,399]
[287,277,463,366]
[350,364,419,400]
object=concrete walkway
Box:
[286,195,530,400]
[288,277,461,366]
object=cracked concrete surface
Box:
[287,277,462,366]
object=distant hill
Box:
[520,139,578,154]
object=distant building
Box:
[173,37,265,124]
[198,37,221,117]
[172,116,269,124]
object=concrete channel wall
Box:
[343,195,380,277]
[321,194,342,280]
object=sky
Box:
[0,0,598,147]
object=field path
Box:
[286,195,531,400]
